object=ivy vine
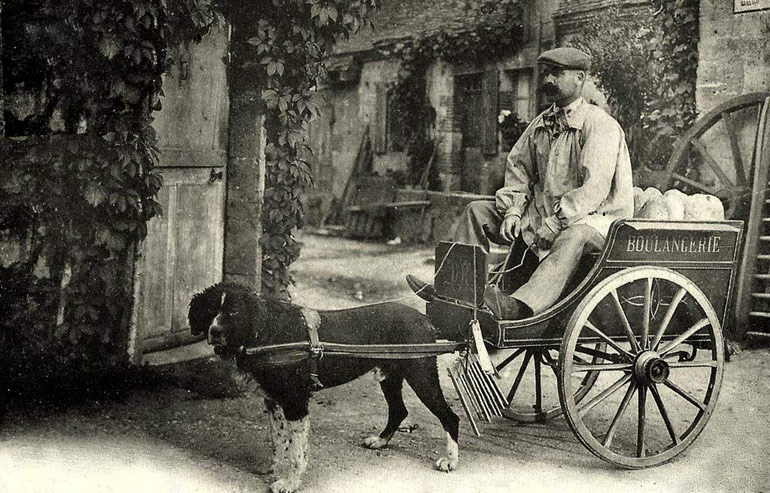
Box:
[1,0,380,376]
[1,0,219,372]
[387,0,522,185]
[242,0,379,299]
[571,0,699,170]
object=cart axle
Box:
[634,351,670,385]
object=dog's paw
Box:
[362,435,389,449]
[270,478,300,493]
[435,456,458,472]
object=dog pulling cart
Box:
[427,218,743,469]
[233,217,742,470]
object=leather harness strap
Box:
[300,308,324,390]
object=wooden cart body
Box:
[427,219,743,348]
[424,218,743,468]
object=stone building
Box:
[305,0,621,233]
[306,0,554,216]
[0,22,266,363]
[308,0,769,241]
[697,0,769,111]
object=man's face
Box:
[539,64,584,106]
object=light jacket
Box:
[495,97,634,257]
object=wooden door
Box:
[457,73,484,194]
[134,26,229,354]
[136,169,224,351]
[457,70,498,194]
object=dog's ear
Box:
[233,290,268,344]
[188,283,223,336]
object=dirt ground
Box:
[1,231,769,492]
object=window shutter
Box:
[481,68,499,156]
[373,83,387,154]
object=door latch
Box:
[209,169,223,183]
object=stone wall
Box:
[697,2,770,112]
[0,0,3,137]
[391,189,493,243]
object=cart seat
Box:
[427,241,600,341]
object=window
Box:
[386,89,407,152]
[501,68,533,121]
[455,73,484,148]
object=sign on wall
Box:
[734,0,769,13]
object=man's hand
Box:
[500,215,521,244]
[534,223,557,250]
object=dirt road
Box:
[1,232,768,492]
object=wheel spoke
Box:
[651,287,687,350]
[650,383,680,446]
[668,360,718,368]
[671,172,715,194]
[663,378,708,411]
[584,321,634,361]
[572,353,593,365]
[578,373,633,417]
[642,278,652,349]
[637,385,647,458]
[690,138,735,188]
[572,363,633,373]
[603,381,637,448]
[574,344,624,363]
[534,353,543,414]
[495,348,525,372]
[611,289,641,353]
[721,111,746,185]
[659,318,711,357]
[507,350,532,402]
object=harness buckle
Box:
[309,344,324,359]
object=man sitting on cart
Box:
[407,47,634,320]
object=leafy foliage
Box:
[1,0,381,378]
[387,0,522,187]
[571,0,698,169]
[1,0,216,371]
[645,0,699,157]
[240,0,379,299]
[498,110,529,151]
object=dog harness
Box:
[299,308,324,390]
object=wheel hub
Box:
[634,351,670,384]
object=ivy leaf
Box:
[99,36,121,60]
[84,182,108,207]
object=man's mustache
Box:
[541,84,557,93]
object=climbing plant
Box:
[240,0,379,299]
[571,0,698,169]
[386,0,522,186]
[0,0,380,378]
[0,0,220,377]
[645,0,699,163]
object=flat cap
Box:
[537,47,591,71]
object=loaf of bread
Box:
[634,187,725,221]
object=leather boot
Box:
[483,285,532,320]
[406,275,436,302]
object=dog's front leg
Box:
[269,415,310,493]
[435,432,459,472]
[265,398,288,475]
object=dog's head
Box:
[188,282,265,357]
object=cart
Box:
[426,218,743,469]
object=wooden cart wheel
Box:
[496,346,601,423]
[558,266,724,468]
[657,92,770,219]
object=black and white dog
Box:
[188,282,460,493]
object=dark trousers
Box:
[452,200,604,313]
